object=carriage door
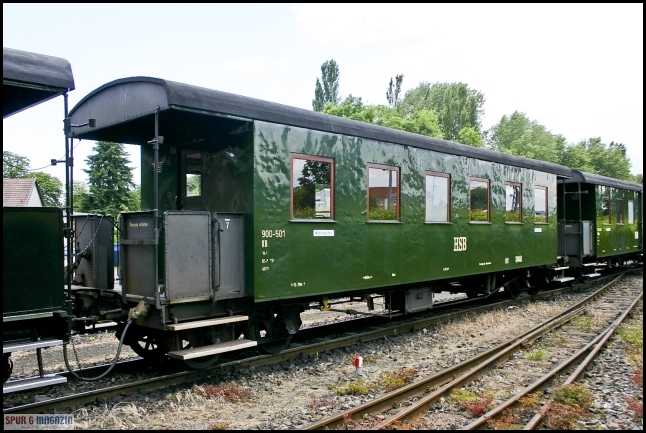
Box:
[213,213,245,298]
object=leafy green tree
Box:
[312,59,340,112]
[324,95,443,139]
[486,111,565,164]
[128,184,141,212]
[399,82,485,141]
[186,175,200,196]
[72,180,90,212]
[634,174,643,184]
[457,126,484,147]
[82,141,135,218]
[3,151,30,178]
[4,151,63,206]
[386,74,404,108]
[27,172,63,207]
[580,138,632,180]
[560,141,594,173]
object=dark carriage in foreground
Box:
[3,47,74,390]
[67,76,642,367]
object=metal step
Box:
[3,375,67,394]
[552,266,569,271]
[166,315,249,331]
[584,262,605,267]
[3,338,64,354]
[552,277,575,283]
[168,339,257,360]
[582,273,601,278]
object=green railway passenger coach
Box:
[68,77,586,360]
[559,170,643,270]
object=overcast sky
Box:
[3,4,643,185]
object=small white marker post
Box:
[354,356,363,375]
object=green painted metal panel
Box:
[3,207,65,316]
[595,186,642,257]
[252,121,559,302]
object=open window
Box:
[534,186,547,223]
[291,154,334,220]
[367,164,400,221]
[616,198,624,224]
[505,182,522,222]
[469,178,490,222]
[425,172,450,223]
[185,152,202,197]
[602,196,611,224]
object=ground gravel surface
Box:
[4,275,642,430]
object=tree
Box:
[386,74,404,108]
[324,95,444,140]
[128,184,141,211]
[560,141,594,173]
[579,138,632,180]
[3,151,30,178]
[4,151,63,206]
[27,172,63,207]
[457,126,484,148]
[399,82,485,141]
[312,59,340,112]
[486,111,564,164]
[73,180,90,212]
[82,141,135,218]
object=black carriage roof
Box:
[70,76,573,177]
[3,47,75,118]
[566,170,643,192]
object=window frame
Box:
[602,196,611,224]
[367,163,401,222]
[183,151,203,198]
[616,198,624,224]
[534,186,548,223]
[505,182,523,223]
[290,154,335,221]
[469,177,490,223]
[425,171,451,223]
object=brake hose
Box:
[63,318,134,381]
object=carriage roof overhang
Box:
[3,47,75,118]
[69,77,572,178]
[565,170,643,192]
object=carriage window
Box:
[291,155,334,220]
[185,152,202,196]
[368,164,400,221]
[534,186,547,223]
[425,172,450,223]
[602,196,611,224]
[628,200,634,224]
[469,178,490,222]
[506,182,522,222]
[616,198,624,224]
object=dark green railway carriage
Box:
[559,170,643,269]
[3,47,74,389]
[69,77,572,359]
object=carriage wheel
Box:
[250,308,301,354]
[506,280,521,300]
[129,334,167,361]
[177,326,232,370]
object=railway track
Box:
[302,273,642,430]
[3,270,637,416]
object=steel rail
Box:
[519,290,643,430]
[3,271,633,415]
[302,273,632,430]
